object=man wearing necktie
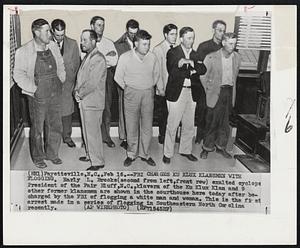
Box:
[51,19,80,148]
[152,24,178,145]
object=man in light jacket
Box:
[13,18,66,169]
[200,32,241,159]
[74,29,107,171]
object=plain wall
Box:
[19,8,235,49]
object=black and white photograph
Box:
[3,4,296,245]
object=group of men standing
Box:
[13,16,240,170]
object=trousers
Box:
[203,85,233,151]
[164,88,196,157]
[124,86,154,159]
[101,68,115,142]
[80,108,104,166]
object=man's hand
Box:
[74,90,81,103]
[158,89,165,97]
[178,58,194,68]
[178,58,188,68]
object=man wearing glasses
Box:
[195,20,226,145]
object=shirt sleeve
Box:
[114,54,126,89]
[153,56,163,92]
[13,48,37,94]
[200,55,212,92]
[153,46,165,91]
[104,40,118,67]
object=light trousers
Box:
[164,88,196,158]
[80,107,104,166]
[124,86,154,159]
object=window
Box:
[234,14,271,71]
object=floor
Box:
[11,128,250,173]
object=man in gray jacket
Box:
[74,29,107,171]
[14,18,66,169]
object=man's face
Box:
[35,24,52,44]
[222,37,237,54]
[213,23,226,42]
[127,27,138,41]
[80,31,95,53]
[135,38,150,55]
[165,28,177,45]
[52,29,65,43]
[180,31,195,49]
[91,19,105,37]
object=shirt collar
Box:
[221,49,233,59]
[33,39,49,51]
[180,44,192,57]
[164,40,174,49]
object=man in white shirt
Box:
[152,23,178,145]
[90,16,118,148]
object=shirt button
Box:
[49,65,52,69]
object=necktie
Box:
[170,45,173,49]
[56,41,63,56]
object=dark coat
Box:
[165,45,207,102]
[61,36,80,116]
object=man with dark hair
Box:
[153,23,178,145]
[14,18,66,168]
[90,16,118,148]
[114,19,139,150]
[114,30,162,167]
[51,19,80,148]
[195,19,226,144]
[200,32,241,159]
[163,26,207,164]
[74,29,107,171]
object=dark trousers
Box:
[195,103,207,141]
[101,68,115,142]
[62,114,72,142]
[27,95,62,163]
[203,85,232,151]
[155,94,168,138]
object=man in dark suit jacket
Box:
[163,27,207,164]
[51,19,80,148]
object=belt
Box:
[220,84,233,88]
[182,86,191,88]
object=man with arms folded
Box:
[114,30,163,167]
[74,29,107,171]
[163,27,207,164]
[51,19,80,148]
[195,20,226,144]
[114,19,140,150]
[14,18,66,169]
[90,16,118,148]
[200,32,241,159]
[152,23,178,145]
